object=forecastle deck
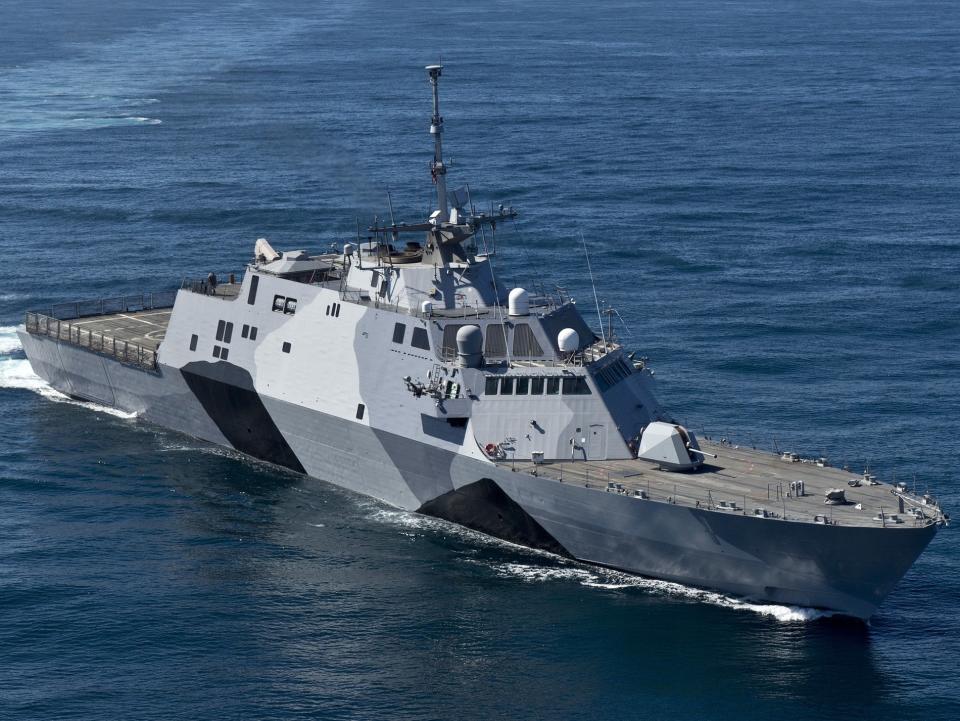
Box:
[499,440,946,530]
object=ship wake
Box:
[0,326,138,419]
[368,505,834,623]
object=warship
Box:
[18,66,947,619]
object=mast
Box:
[426,64,448,222]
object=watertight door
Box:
[588,424,606,459]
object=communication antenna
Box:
[580,232,607,348]
[426,64,448,222]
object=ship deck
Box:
[499,440,944,529]
[67,308,173,351]
[57,284,240,351]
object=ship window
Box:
[241,324,249,339]
[284,298,297,315]
[562,377,591,395]
[247,275,259,305]
[370,271,379,288]
[411,327,430,350]
[392,322,406,344]
[325,305,330,316]
[546,377,560,395]
[282,341,291,354]
[189,334,198,351]
[500,377,514,395]
[220,348,229,361]
[485,377,499,395]
[250,326,258,340]
[223,322,233,343]
[216,319,225,341]
[531,377,544,394]
[441,324,466,359]
[356,403,365,420]
[484,323,507,358]
[212,345,221,358]
[334,303,341,318]
[512,324,544,357]
[273,295,285,312]
[516,377,529,395]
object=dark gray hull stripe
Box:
[418,478,572,558]
[181,361,306,473]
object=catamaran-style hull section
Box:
[17,323,936,620]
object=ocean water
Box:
[1,0,959,719]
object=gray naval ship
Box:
[18,66,948,619]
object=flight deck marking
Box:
[116,313,162,326]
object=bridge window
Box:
[247,275,259,305]
[485,377,499,395]
[441,324,466,358]
[562,377,591,395]
[282,341,291,354]
[216,320,226,341]
[241,324,249,339]
[516,377,529,395]
[189,334,198,351]
[249,326,258,340]
[531,377,544,394]
[546,377,560,395]
[500,377,514,395]
[411,327,430,350]
[392,322,406,344]
[484,323,507,358]
[512,324,544,357]
[223,322,233,343]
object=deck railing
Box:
[504,459,938,528]
[24,312,161,371]
[23,291,177,372]
[30,291,178,322]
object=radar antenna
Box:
[426,64,448,222]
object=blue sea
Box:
[1,1,959,719]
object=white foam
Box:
[366,504,831,622]
[0,325,23,355]
[127,116,162,125]
[0,333,137,420]
[472,560,833,623]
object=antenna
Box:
[426,64,448,222]
[580,232,607,348]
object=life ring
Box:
[484,443,498,457]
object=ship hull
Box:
[19,329,937,619]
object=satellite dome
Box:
[557,328,579,353]
[508,287,529,316]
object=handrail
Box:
[506,459,938,528]
[24,311,161,372]
[29,290,177,322]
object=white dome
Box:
[456,325,483,367]
[557,328,579,353]
[508,287,529,316]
